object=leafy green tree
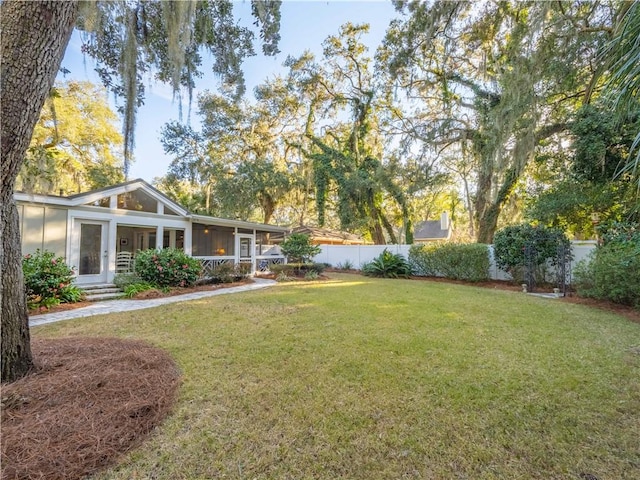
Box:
[285,23,422,244]
[1,0,281,382]
[600,1,640,185]
[279,233,321,264]
[160,90,294,224]
[381,1,616,242]
[17,80,125,194]
[525,104,639,237]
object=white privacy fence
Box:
[312,241,597,282]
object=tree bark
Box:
[1,1,78,382]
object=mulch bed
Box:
[28,278,254,316]
[328,270,640,324]
[408,274,640,324]
[1,338,181,480]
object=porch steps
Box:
[81,283,124,302]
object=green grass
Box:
[35,273,640,479]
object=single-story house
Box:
[15,179,289,285]
[292,225,370,245]
[413,212,453,243]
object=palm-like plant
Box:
[603,2,640,185]
[362,249,412,278]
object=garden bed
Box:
[28,278,254,316]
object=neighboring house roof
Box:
[14,178,289,233]
[292,225,368,245]
[414,213,453,241]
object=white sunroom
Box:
[15,179,288,285]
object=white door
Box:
[76,221,109,284]
[236,234,254,273]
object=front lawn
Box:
[34,273,640,479]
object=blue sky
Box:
[58,1,400,182]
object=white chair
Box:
[115,251,134,274]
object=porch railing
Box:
[256,255,286,272]
[195,255,286,275]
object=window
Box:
[117,190,157,212]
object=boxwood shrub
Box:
[409,243,490,282]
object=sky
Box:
[58,1,401,183]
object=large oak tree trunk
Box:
[1,1,78,382]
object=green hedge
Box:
[409,243,490,282]
[574,241,640,308]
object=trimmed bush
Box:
[134,248,201,288]
[409,243,490,282]
[493,224,571,283]
[23,249,83,309]
[574,235,640,308]
[362,249,412,278]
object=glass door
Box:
[77,221,108,284]
[236,234,254,273]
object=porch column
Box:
[184,224,192,255]
[156,225,164,250]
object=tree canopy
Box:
[379,0,618,242]
[17,80,125,195]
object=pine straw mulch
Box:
[1,337,181,480]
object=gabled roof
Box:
[15,178,189,216]
[414,220,452,241]
[292,225,368,244]
[15,178,290,232]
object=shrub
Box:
[409,243,490,282]
[598,221,640,246]
[113,272,145,289]
[574,241,640,308]
[22,249,83,309]
[304,270,319,280]
[493,224,571,283]
[270,263,326,277]
[123,283,155,298]
[362,249,412,278]
[134,248,201,288]
[335,259,355,270]
[207,262,250,284]
[280,234,321,263]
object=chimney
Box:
[440,212,449,231]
